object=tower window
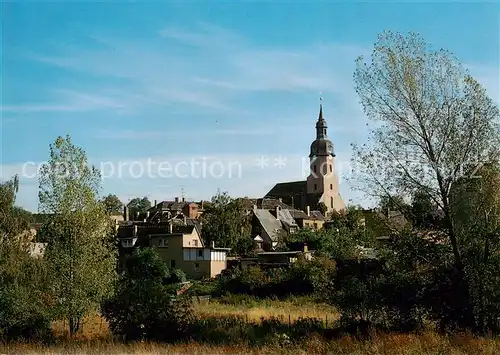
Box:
[323,164,327,174]
[314,184,317,191]
[330,165,332,173]
[331,197,334,208]
[330,184,333,190]
[313,165,317,173]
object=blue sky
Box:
[1,1,498,211]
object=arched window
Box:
[330,184,333,190]
[330,165,332,173]
[330,196,334,208]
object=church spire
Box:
[315,96,327,139]
[318,94,324,121]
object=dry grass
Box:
[51,313,111,341]
[2,333,500,355]
[192,297,339,323]
[6,299,498,354]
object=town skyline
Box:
[1,1,498,212]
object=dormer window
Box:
[158,238,169,247]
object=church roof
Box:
[264,181,323,210]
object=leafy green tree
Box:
[0,176,33,242]
[350,31,500,331]
[127,197,151,220]
[0,176,53,341]
[38,135,117,337]
[102,248,193,342]
[317,202,328,217]
[102,194,124,214]
[201,190,251,252]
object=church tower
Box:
[306,101,345,214]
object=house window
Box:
[198,250,203,258]
[314,184,317,191]
[123,239,133,247]
[193,239,198,247]
[330,184,333,190]
[171,260,176,268]
[158,238,168,247]
[194,263,200,272]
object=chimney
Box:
[306,206,310,216]
[253,204,258,212]
[154,199,157,207]
[275,206,280,220]
[146,211,150,219]
[133,224,138,237]
[184,215,187,225]
[175,197,179,203]
[124,206,129,221]
[182,197,185,202]
[169,222,173,234]
[278,198,282,203]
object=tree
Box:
[317,202,328,217]
[201,190,251,252]
[102,248,193,342]
[350,31,500,332]
[38,135,117,337]
[127,197,151,220]
[102,194,124,214]
[0,176,33,243]
[0,177,53,341]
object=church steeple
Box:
[309,99,334,158]
[316,102,327,139]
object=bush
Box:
[214,257,335,299]
[0,248,54,343]
[102,248,194,342]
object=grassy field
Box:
[4,297,499,354]
[192,296,339,323]
[3,332,500,354]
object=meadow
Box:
[3,297,500,355]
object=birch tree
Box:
[39,135,117,337]
[350,31,500,330]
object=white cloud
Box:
[22,24,368,116]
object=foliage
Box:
[215,257,335,299]
[127,197,151,220]
[350,31,500,333]
[0,177,53,342]
[101,194,124,214]
[0,176,33,242]
[38,135,117,337]
[317,202,328,216]
[102,248,193,342]
[201,190,251,253]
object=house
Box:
[117,219,230,279]
[250,201,327,251]
[257,243,313,267]
[264,103,345,215]
[148,197,204,221]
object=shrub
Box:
[102,248,194,342]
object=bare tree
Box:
[351,31,499,267]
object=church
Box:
[264,102,345,215]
